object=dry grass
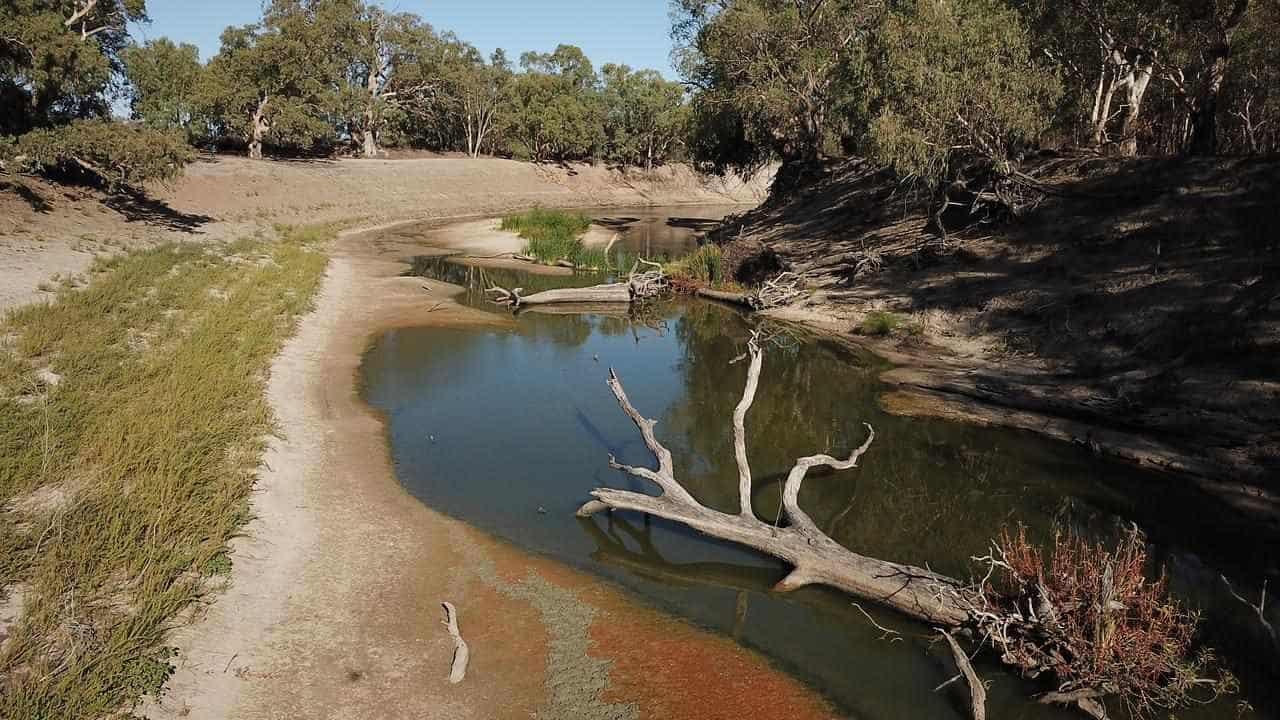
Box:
[0,225,330,718]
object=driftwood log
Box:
[577,331,977,626]
[695,287,757,308]
[441,601,469,684]
[487,258,669,308]
[487,283,631,307]
[695,272,805,311]
[574,331,1175,719]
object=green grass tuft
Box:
[859,310,904,336]
[500,209,596,266]
[664,244,723,284]
[0,225,330,718]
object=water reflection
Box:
[362,289,1275,719]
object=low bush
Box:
[986,526,1235,718]
[501,209,593,265]
[12,120,195,190]
[858,310,903,335]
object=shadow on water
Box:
[366,262,1279,719]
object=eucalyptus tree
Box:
[2,1,195,185]
[122,38,204,140]
[869,0,1060,228]
[672,0,880,167]
[1160,0,1251,155]
[502,45,604,162]
[1,0,147,135]
[600,64,689,169]
[1220,1,1279,153]
[869,0,1060,182]
[316,0,446,158]
[442,46,512,157]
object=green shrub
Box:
[13,120,195,190]
[665,244,723,284]
[859,310,903,336]
[501,209,594,265]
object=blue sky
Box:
[129,0,679,76]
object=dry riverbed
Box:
[2,157,829,719]
[143,224,837,720]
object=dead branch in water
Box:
[576,333,1233,719]
[578,330,975,625]
[940,630,987,720]
[486,283,632,307]
[1220,575,1277,651]
[441,602,469,684]
[755,271,804,308]
[694,272,804,311]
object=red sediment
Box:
[589,605,839,720]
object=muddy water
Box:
[362,263,1276,718]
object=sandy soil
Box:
[141,223,835,720]
[3,158,842,718]
[0,156,768,315]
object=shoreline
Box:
[144,220,839,720]
[764,303,1280,526]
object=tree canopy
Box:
[672,0,1276,202]
[1,1,194,186]
[4,0,1277,190]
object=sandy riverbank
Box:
[139,219,837,719]
[0,156,768,315]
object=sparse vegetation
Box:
[501,209,595,266]
[0,225,329,718]
[984,526,1237,718]
[857,310,903,336]
[664,243,723,285]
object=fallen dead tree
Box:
[694,272,805,311]
[577,331,1234,719]
[486,258,668,308]
[577,332,975,625]
[487,283,631,307]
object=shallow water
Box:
[363,261,1277,718]
[585,204,742,257]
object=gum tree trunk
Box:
[249,95,270,161]
[1186,0,1250,155]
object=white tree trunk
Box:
[249,95,270,161]
[578,333,978,626]
[1118,59,1153,157]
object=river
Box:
[360,208,1276,719]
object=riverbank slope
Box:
[715,155,1279,517]
[1,155,769,312]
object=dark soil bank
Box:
[714,155,1280,522]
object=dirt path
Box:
[140,223,836,720]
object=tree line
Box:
[1,0,691,186]
[675,0,1278,196]
[3,0,1277,193]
